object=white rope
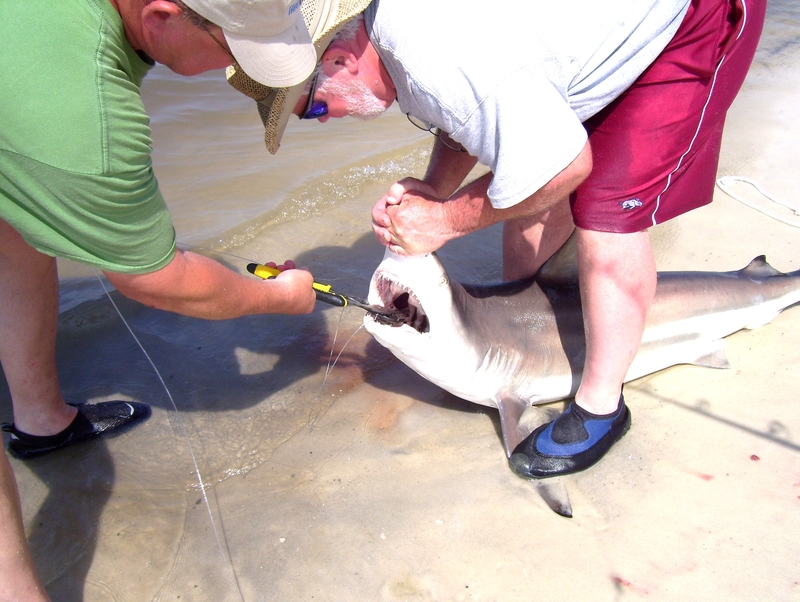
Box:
[716,175,800,228]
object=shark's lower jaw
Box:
[371,273,430,332]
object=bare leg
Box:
[574,227,657,414]
[502,197,574,281]
[507,226,652,478]
[0,450,50,601]
[0,219,77,436]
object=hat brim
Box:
[266,83,306,155]
[224,19,317,88]
[225,64,307,155]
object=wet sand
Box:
[3,9,800,602]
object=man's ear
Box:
[321,39,361,76]
[141,0,184,40]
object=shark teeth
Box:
[374,273,429,333]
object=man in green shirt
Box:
[0,0,317,460]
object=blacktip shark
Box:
[363,243,800,517]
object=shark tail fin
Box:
[497,399,575,518]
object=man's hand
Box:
[264,260,317,315]
[372,178,453,255]
[264,260,295,271]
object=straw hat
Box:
[225,0,372,154]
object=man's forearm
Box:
[422,135,478,198]
[105,250,315,319]
[445,140,593,236]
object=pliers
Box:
[246,263,407,325]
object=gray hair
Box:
[166,2,363,43]
[335,14,363,42]
[165,0,214,29]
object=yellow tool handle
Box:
[246,263,347,307]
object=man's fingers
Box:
[372,224,392,247]
[372,197,392,228]
[371,211,392,232]
[266,259,299,272]
[386,182,408,203]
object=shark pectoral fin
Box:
[497,399,555,457]
[534,480,573,518]
[497,399,575,517]
[496,398,528,458]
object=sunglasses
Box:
[300,71,329,120]
[203,26,236,64]
[406,114,466,152]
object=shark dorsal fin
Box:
[739,255,783,279]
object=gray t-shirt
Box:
[365,0,691,209]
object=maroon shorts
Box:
[570,0,766,233]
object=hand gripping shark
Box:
[363,246,800,516]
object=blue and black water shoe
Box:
[509,396,630,479]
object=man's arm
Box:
[379,140,592,255]
[422,134,479,198]
[104,249,316,319]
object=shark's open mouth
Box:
[372,274,430,332]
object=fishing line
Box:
[326,323,367,378]
[179,242,366,392]
[307,319,368,429]
[177,243,254,264]
[323,309,343,380]
[95,271,246,602]
[94,241,362,594]
[151,244,369,453]
[716,176,800,228]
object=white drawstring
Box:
[716,175,800,228]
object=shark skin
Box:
[363,248,800,516]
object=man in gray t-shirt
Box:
[236,0,765,479]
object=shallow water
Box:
[3,1,800,600]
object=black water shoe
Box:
[509,396,630,479]
[2,401,151,460]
